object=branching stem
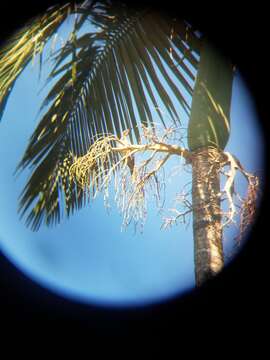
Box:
[69,126,259,239]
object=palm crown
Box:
[0,0,232,231]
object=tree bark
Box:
[191,146,224,287]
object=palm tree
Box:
[0,0,259,287]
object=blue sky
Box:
[0,15,264,308]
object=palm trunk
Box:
[191,146,224,287]
[188,39,234,287]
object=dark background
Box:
[0,0,267,347]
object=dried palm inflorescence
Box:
[69,124,260,240]
[221,152,260,243]
[69,125,189,231]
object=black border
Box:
[0,0,267,343]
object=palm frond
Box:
[0,3,73,120]
[12,1,201,230]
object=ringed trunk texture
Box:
[191,146,224,287]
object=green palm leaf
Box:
[1,1,202,230]
[0,3,72,120]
